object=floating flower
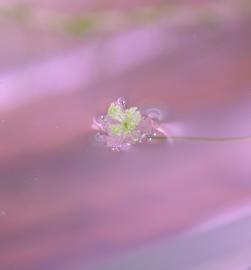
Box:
[92,97,161,151]
[92,98,251,151]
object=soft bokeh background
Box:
[0,1,251,270]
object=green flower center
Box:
[107,102,142,136]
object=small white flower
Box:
[107,103,142,136]
[93,97,160,151]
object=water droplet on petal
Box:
[92,115,106,131]
[96,115,105,123]
[117,97,127,109]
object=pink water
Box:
[0,2,251,270]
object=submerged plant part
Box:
[92,98,163,151]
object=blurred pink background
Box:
[0,1,251,270]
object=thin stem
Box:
[150,135,251,142]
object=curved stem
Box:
[150,135,251,142]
